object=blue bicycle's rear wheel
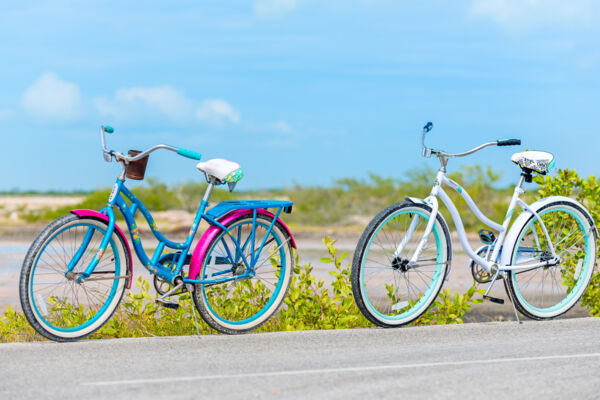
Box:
[193,213,294,334]
[19,214,129,341]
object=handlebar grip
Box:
[103,125,114,133]
[177,148,202,160]
[497,139,521,146]
[423,122,433,133]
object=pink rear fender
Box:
[70,209,134,289]
[188,209,296,280]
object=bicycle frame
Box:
[69,178,293,286]
[402,169,560,274]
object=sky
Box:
[0,0,599,192]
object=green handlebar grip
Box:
[103,125,114,133]
[177,148,202,160]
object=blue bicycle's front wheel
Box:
[351,202,451,327]
[19,214,129,341]
[193,213,294,334]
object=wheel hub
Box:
[540,251,553,262]
[232,263,247,276]
[391,257,410,272]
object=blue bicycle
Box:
[19,125,296,341]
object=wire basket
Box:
[125,150,149,180]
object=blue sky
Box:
[1,0,599,191]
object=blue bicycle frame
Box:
[69,178,293,286]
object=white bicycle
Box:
[351,122,598,327]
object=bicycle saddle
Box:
[196,158,244,183]
[511,151,555,174]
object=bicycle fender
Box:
[70,209,134,289]
[188,209,296,280]
[404,197,453,241]
[499,196,598,266]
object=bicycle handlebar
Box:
[420,121,521,159]
[177,148,202,160]
[100,125,201,163]
[497,138,521,146]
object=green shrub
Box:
[0,306,37,343]
[0,237,481,342]
[535,169,600,317]
[19,165,522,230]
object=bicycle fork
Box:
[65,207,119,283]
[407,196,439,266]
[391,196,440,266]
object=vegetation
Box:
[20,165,536,231]
[535,170,600,317]
[0,238,483,342]
[2,167,599,343]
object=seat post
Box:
[520,168,534,183]
[203,181,215,203]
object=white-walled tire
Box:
[19,214,129,342]
[505,201,597,320]
[351,202,451,327]
[193,213,294,334]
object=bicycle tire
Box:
[19,214,129,341]
[506,200,597,320]
[193,213,294,334]
[351,201,451,327]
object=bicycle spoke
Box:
[26,218,125,337]
[509,205,593,317]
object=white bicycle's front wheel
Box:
[351,202,451,327]
[506,201,597,320]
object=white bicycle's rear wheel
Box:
[506,201,596,320]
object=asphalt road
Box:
[1,318,600,399]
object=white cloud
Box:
[254,0,301,19]
[196,99,240,125]
[95,86,240,126]
[469,0,600,31]
[115,86,193,120]
[271,120,292,133]
[95,85,192,122]
[264,120,296,147]
[21,73,83,122]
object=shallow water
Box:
[0,242,24,306]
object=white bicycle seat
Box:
[196,158,244,183]
[511,151,555,174]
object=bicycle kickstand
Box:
[481,267,521,324]
[190,298,201,338]
[504,279,522,325]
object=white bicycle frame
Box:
[398,123,560,275]
[405,170,559,274]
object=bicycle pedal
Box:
[483,295,504,305]
[155,299,180,310]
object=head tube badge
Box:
[109,183,119,203]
